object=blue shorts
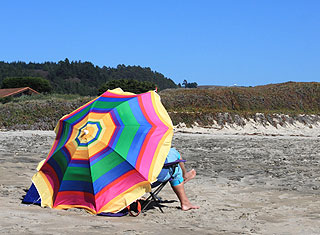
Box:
[157,148,184,187]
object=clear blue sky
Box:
[1,1,319,86]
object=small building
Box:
[0,87,39,98]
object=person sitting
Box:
[157,148,199,211]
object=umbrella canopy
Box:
[32,88,173,214]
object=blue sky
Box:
[1,1,319,86]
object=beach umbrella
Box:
[32,88,173,214]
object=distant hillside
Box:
[159,82,320,127]
[0,81,320,130]
[0,59,177,95]
[160,82,320,114]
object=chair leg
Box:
[141,181,169,213]
[141,195,153,213]
[150,192,164,213]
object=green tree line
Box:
[2,77,51,93]
[98,79,156,95]
[0,59,177,95]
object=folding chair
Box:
[141,159,186,213]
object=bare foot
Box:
[181,202,200,211]
[183,169,196,183]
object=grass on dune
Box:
[1,81,320,129]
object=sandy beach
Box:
[0,129,320,234]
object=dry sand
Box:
[0,129,320,234]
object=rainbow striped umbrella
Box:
[32,88,173,214]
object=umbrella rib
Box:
[50,122,83,158]
[108,147,149,182]
[86,145,97,211]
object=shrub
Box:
[98,79,156,95]
[2,77,52,93]
[0,96,13,104]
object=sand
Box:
[175,118,320,137]
[0,129,320,234]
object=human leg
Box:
[171,183,199,211]
[178,158,187,176]
[163,149,199,210]
[178,157,196,183]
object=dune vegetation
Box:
[0,82,320,130]
[160,82,320,127]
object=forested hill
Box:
[0,59,177,95]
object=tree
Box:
[98,79,156,95]
[2,77,52,93]
[181,80,198,88]
[187,82,198,88]
[182,79,188,88]
[0,60,177,95]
